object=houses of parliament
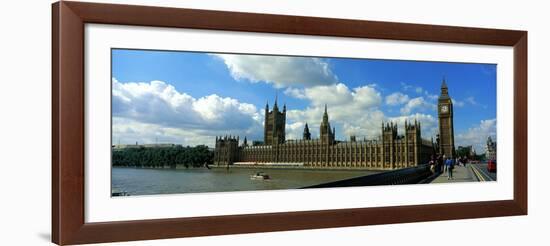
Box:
[214,80,455,170]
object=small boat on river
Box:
[250,172,270,180]
[112,190,130,196]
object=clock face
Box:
[441,105,448,113]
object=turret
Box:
[263,95,286,145]
[303,123,311,140]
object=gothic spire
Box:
[273,93,279,111]
[303,122,311,140]
[321,104,329,124]
[440,77,449,97]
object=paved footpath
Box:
[430,164,479,183]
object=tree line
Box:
[112,145,213,168]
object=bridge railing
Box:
[301,164,432,188]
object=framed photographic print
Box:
[52,1,527,245]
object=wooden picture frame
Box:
[52,1,527,245]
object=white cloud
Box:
[112,78,263,146]
[453,97,482,108]
[293,83,382,109]
[401,82,413,91]
[283,87,307,99]
[367,83,379,88]
[385,92,410,106]
[285,122,305,140]
[353,86,383,109]
[425,91,439,100]
[400,82,439,101]
[303,83,351,106]
[455,119,497,153]
[452,99,465,107]
[400,97,436,115]
[465,96,477,105]
[341,110,386,138]
[112,117,218,147]
[213,54,338,88]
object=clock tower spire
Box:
[438,77,455,158]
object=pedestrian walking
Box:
[446,157,454,180]
[442,155,447,174]
[429,155,436,174]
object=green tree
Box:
[112,145,214,168]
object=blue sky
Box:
[111,48,496,152]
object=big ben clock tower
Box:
[438,78,455,158]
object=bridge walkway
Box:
[430,164,479,183]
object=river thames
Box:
[112,167,380,196]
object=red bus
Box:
[487,160,497,172]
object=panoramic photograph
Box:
[111,49,497,196]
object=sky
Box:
[111,49,497,153]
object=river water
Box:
[112,167,380,196]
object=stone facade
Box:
[214,81,456,170]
